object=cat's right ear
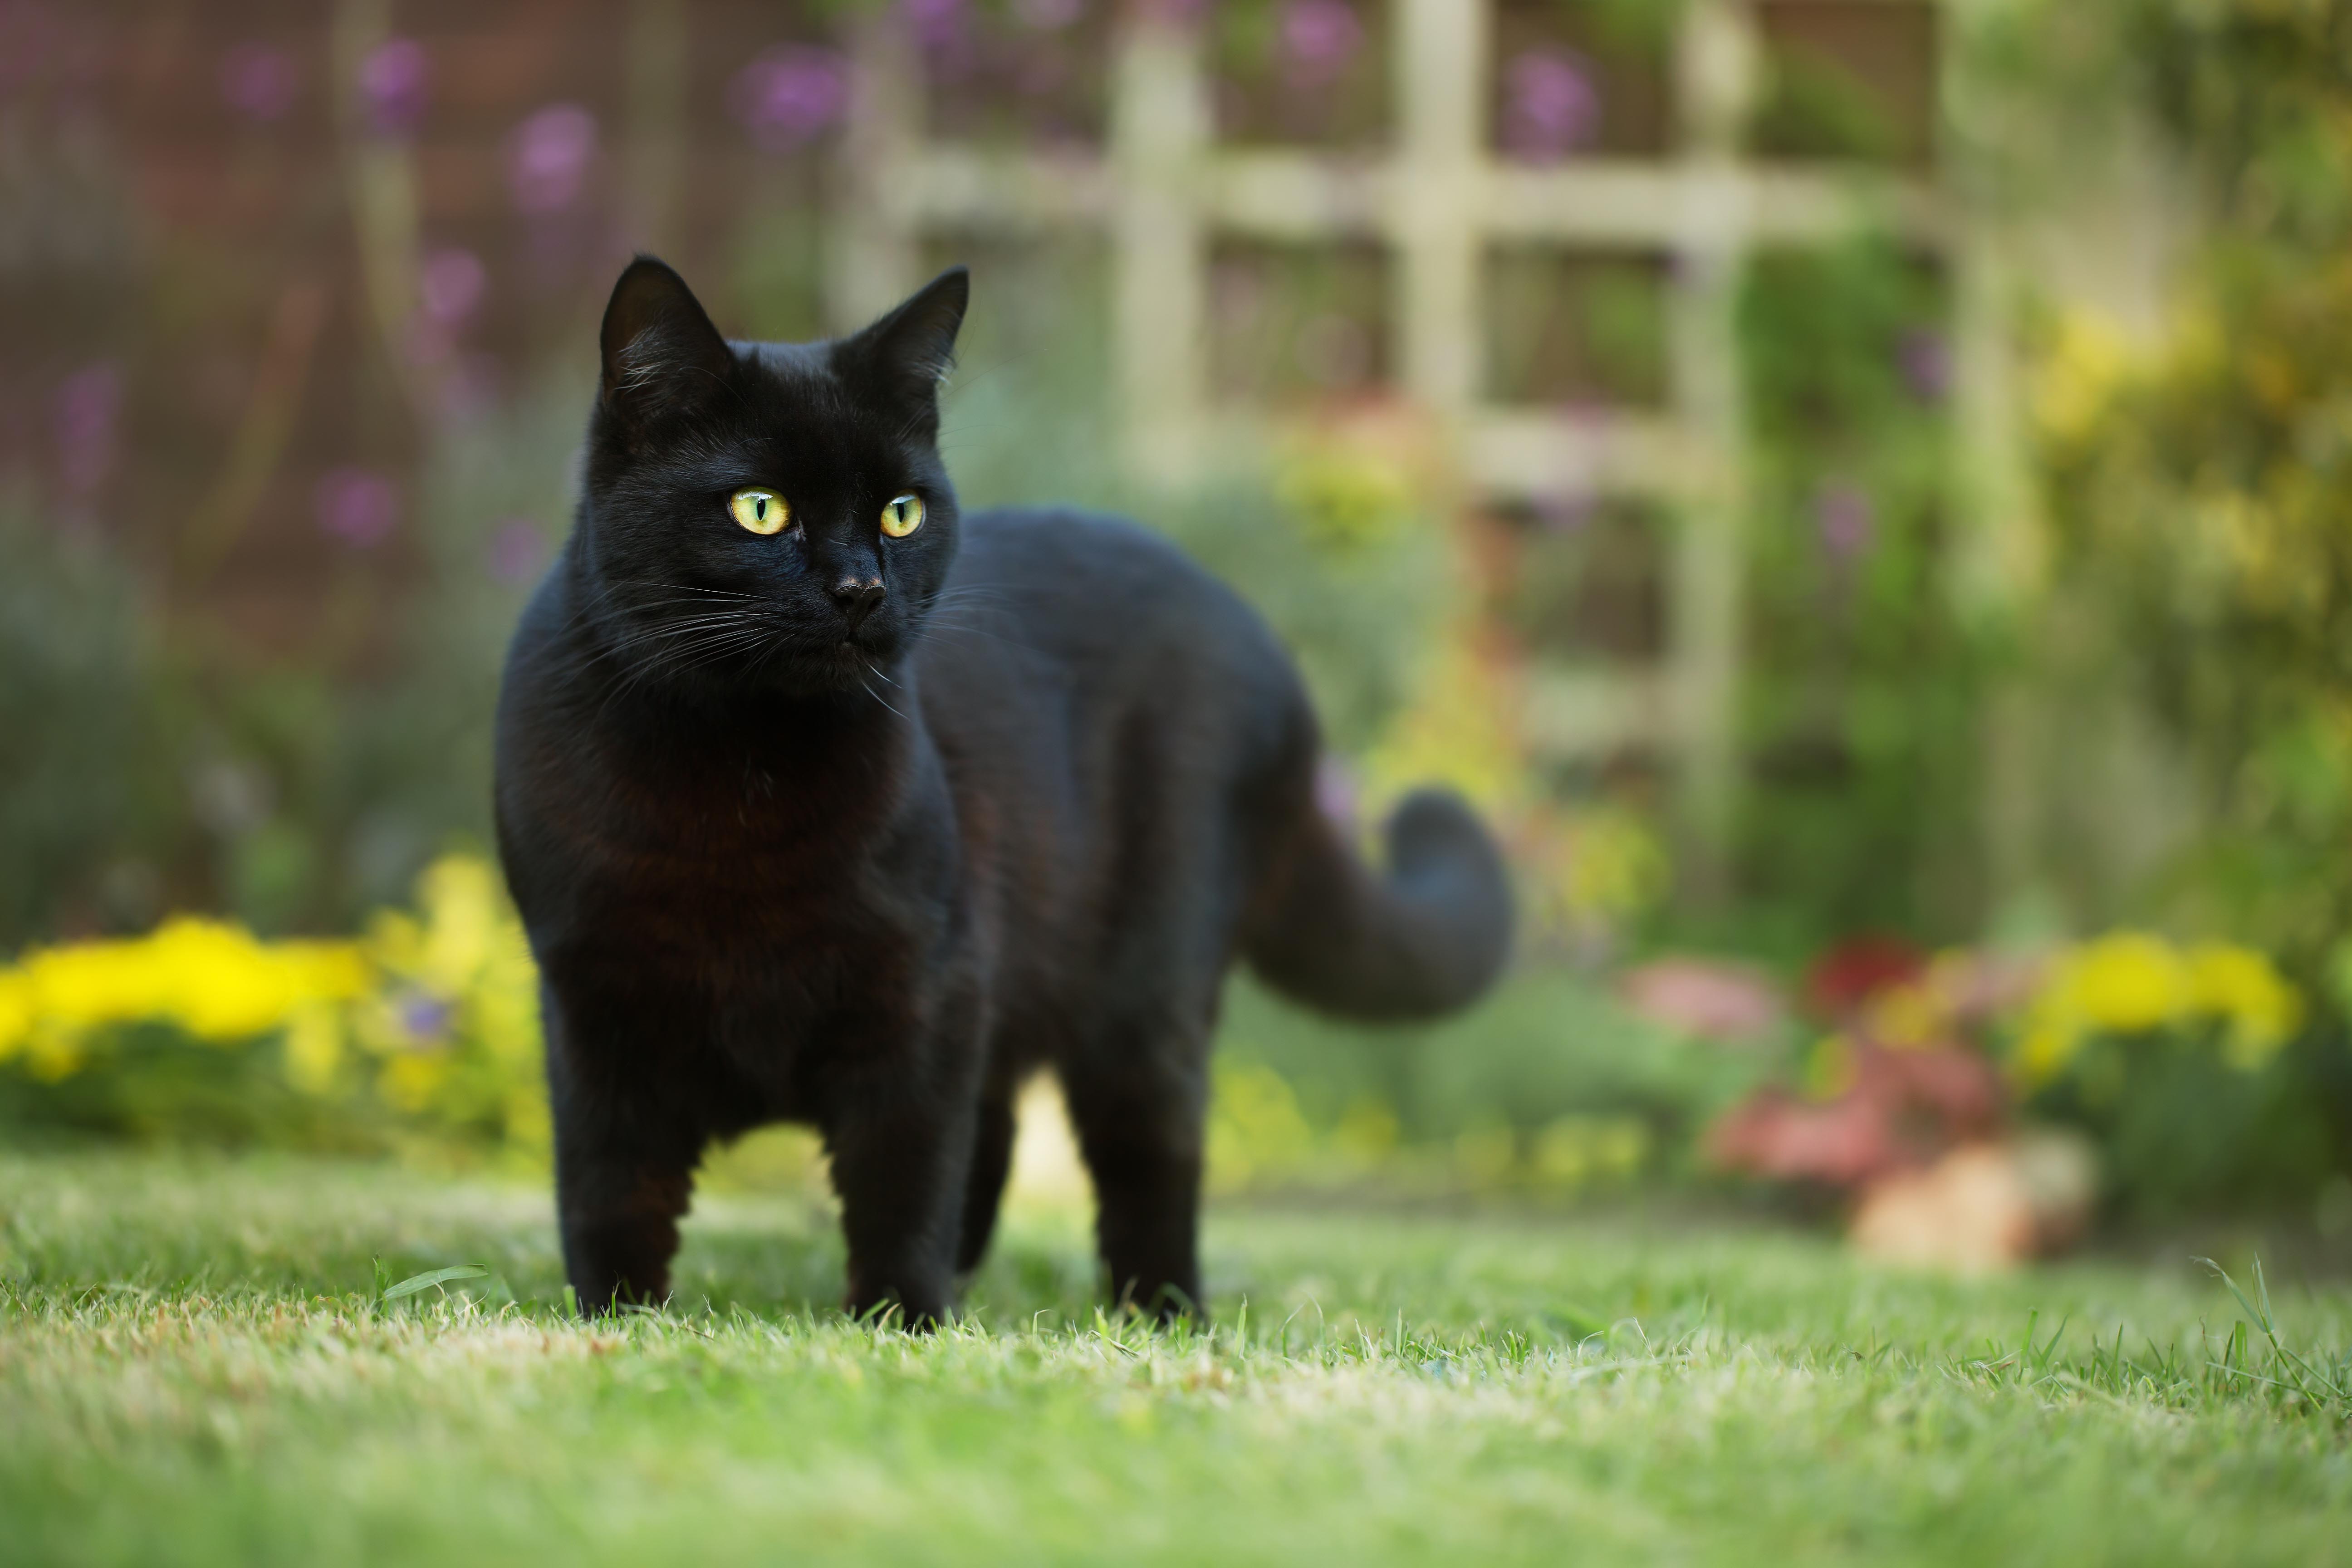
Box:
[598,257,735,441]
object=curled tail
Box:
[1242,785,1514,1022]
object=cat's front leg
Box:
[818,1044,981,1330]
[544,988,704,1314]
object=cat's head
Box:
[573,256,968,698]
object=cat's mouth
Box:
[822,633,896,676]
[834,618,901,657]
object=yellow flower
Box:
[1556,807,1670,923]
[379,1050,451,1114]
[2011,1018,2081,1090]
[1532,1115,1648,1189]
[1205,1062,1315,1191]
[0,970,32,1061]
[2014,931,2303,1088]
[416,855,502,991]
[1331,1098,1400,1163]
[2184,942,2302,1070]
[2035,311,2134,443]
[281,1002,348,1096]
[0,852,550,1151]
[2060,932,2187,1035]
[1274,446,1411,555]
[501,1084,553,1156]
[10,918,366,1049]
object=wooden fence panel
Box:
[836,0,1998,896]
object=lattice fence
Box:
[823,0,2017,892]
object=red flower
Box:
[1707,1042,2004,1191]
[1803,934,1926,1021]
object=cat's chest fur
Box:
[506,686,962,1087]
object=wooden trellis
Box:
[824,0,2012,895]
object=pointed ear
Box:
[835,266,969,414]
[598,256,735,438]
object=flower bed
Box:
[0,856,545,1158]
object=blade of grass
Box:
[382,1264,490,1302]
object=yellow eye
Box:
[729,487,789,535]
[881,494,926,539]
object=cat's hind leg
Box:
[954,1088,1018,1276]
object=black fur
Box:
[494,257,1512,1324]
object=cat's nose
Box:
[831,578,886,628]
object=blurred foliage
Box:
[1210,0,1392,148]
[1750,44,1909,166]
[1498,502,1667,662]
[1732,237,1980,955]
[0,380,568,947]
[2041,266,2352,978]
[0,497,176,946]
[2019,0,2352,1201]
[1213,968,1773,1193]
[1484,250,1670,407]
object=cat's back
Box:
[929,507,1294,707]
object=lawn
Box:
[2,1149,2348,1567]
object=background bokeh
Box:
[5,0,2352,1254]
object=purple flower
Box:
[1814,481,1874,560]
[53,362,121,497]
[487,518,546,586]
[1897,328,1950,403]
[220,42,296,123]
[904,0,965,49]
[358,38,429,137]
[419,248,486,327]
[508,103,597,215]
[1280,0,1363,86]
[398,992,454,1046]
[1013,0,1084,28]
[315,467,399,549]
[1504,49,1600,160]
[729,47,850,152]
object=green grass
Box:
[2,1151,2349,1566]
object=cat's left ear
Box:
[835,266,969,415]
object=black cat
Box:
[494,257,1512,1324]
